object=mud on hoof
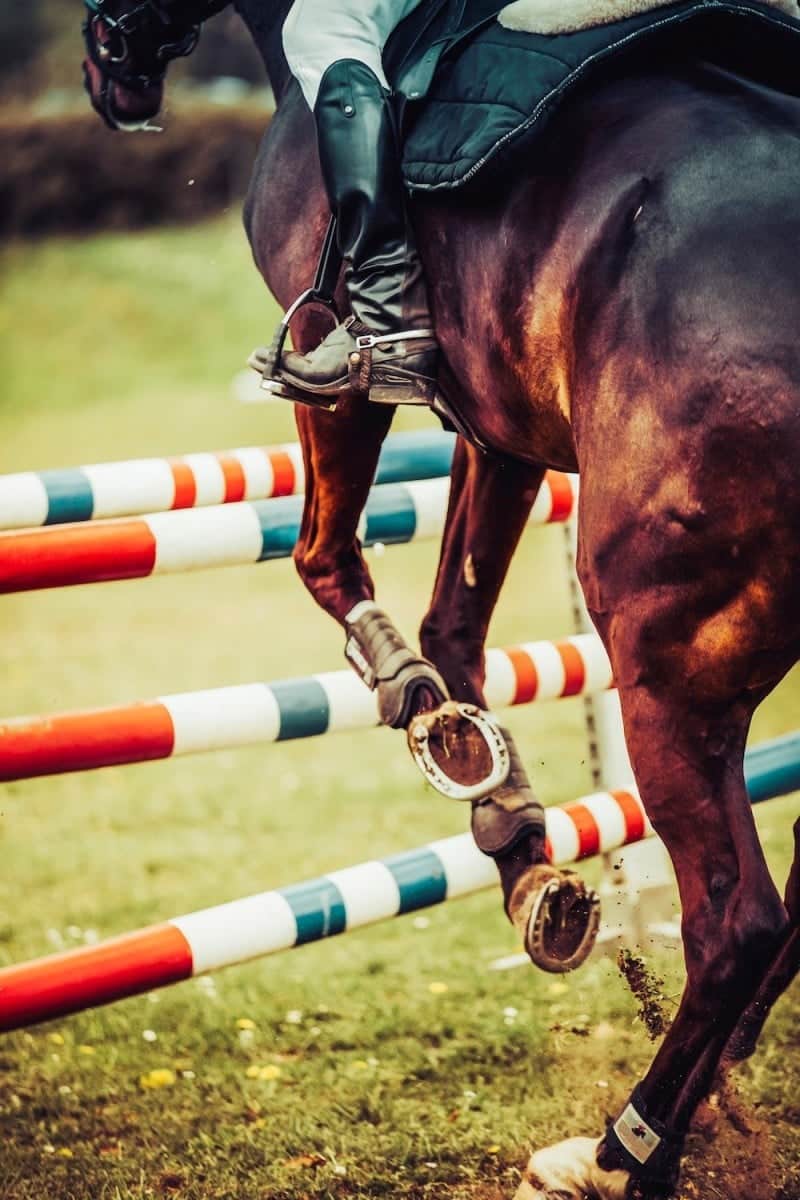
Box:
[407,700,511,802]
[509,865,601,973]
[516,1138,630,1200]
[721,1019,762,1065]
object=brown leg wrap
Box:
[344,602,449,729]
[471,727,546,856]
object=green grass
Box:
[0,219,798,1200]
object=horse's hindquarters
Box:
[513,65,800,1194]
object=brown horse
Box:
[83,3,800,1197]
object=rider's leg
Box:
[280,1,439,405]
[282,0,415,110]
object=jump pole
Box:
[1,736,794,1034]
[0,471,578,595]
[0,789,651,1032]
[0,634,612,782]
[0,430,456,531]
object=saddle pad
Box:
[498,0,797,35]
[391,0,800,191]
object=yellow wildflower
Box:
[258,1065,282,1081]
[245,1064,282,1081]
[139,1068,176,1090]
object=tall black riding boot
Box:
[279,59,439,406]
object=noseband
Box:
[82,0,227,129]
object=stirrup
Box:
[249,215,343,411]
[407,703,511,802]
[250,287,341,412]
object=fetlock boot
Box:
[279,59,439,406]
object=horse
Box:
[82,3,800,1197]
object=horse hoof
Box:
[407,700,510,801]
[510,867,601,973]
[721,1026,760,1065]
[516,1137,630,1200]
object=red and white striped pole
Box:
[0,634,612,783]
[0,787,649,1033]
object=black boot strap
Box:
[355,327,436,350]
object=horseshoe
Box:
[524,874,601,974]
[407,702,511,802]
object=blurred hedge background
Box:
[0,0,272,236]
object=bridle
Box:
[82,0,228,129]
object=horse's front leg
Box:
[293,399,392,619]
[416,440,600,973]
[293,398,451,722]
[292,395,453,719]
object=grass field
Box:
[0,219,798,1200]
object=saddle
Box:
[384,0,800,192]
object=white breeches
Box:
[282,0,425,109]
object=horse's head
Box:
[82,0,210,131]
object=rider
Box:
[278,0,440,407]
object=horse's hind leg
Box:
[521,660,791,1198]
[418,441,600,972]
[603,682,788,1134]
[520,503,796,1196]
[724,815,800,1063]
[724,926,800,1066]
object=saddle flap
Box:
[386,0,800,192]
[385,0,508,100]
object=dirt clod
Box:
[616,949,670,1039]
